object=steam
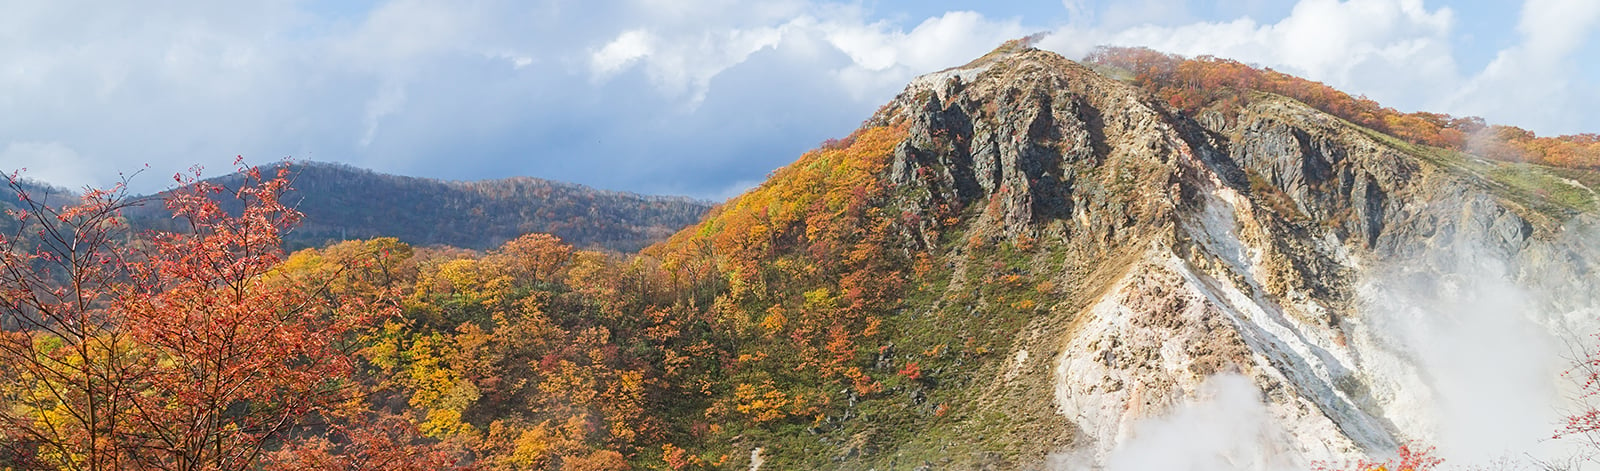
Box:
[1046,375,1300,471]
[1101,374,1297,471]
[1372,215,1600,467]
[1351,219,1600,468]
[1359,256,1570,466]
[1047,223,1600,470]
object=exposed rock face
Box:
[886,52,1167,237]
[870,45,1600,468]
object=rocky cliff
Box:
[847,42,1600,468]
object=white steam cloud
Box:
[1047,374,1307,471]
[1049,221,1600,469]
[1358,256,1572,466]
[1354,218,1600,467]
[1101,375,1298,471]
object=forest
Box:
[1084,46,1600,169]
[9,138,1597,471]
[120,162,711,253]
[5,50,1600,470]
[0,128,936,470]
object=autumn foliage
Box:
[1311,444,1443,471]
[0,162,451,470]
[308,229,715,468]
[276,125,917,469]
[0,119,935,469]
[1558,332,1600,452]
[651,125,910,429]
[12,38,1600,469]
[6,47,1592,467]
[1085,47,1600,169]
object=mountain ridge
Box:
[121,160,714,252]
[6,40,1599,471]
[646,42,1600,468]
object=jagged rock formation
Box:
[856,42,1600,468]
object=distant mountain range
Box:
[6,162,713,253]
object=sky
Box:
[1,0,1596,199]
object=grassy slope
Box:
[641,118,1150,467]
[1090,58,1600,222]
[1354,123,1600,218]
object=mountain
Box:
[0,179,85,238]
[17,40,1594,470]
[124,162,713,252]
[626,40,1600,468]
[1083,46,1600,171]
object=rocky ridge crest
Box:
[858,42,1600,467]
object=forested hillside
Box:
[125,162,712,252]
[1084,46,1600,169]
[4,41,1600,471]
[0,179,79,238]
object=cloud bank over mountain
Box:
[0,0,1593,198]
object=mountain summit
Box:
[10,41,1600,471]
[652,41,1600,468]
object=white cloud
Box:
[1,142,93,190]
[591,29,656,78]
[1039,0,1459,114]
[824,19,901,71]
[583,8,1025,106]
[1267,0,1453,81]
[1,0,1587,200]
[629,25,785,102]
[895,11,1021,71]
[1451,0,1600,135]
[823,10,1030,74]
[821,11,1030,101]
[1038,0,1598,138]
[0,1,317,191]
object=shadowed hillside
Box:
[125,162,713,252]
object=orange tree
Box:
[348,232,694,470]
[642,124,912,462]
[1085,46,1600,168]
[0,161,447,470]
[0,171,143,469]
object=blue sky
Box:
[1,0,1595,199]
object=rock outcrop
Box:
[863,43,1600,468]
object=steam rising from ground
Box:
[1051,374,1299,471]
[1359,256,1570,466]
[1362,222,1600,467]
[1051,227,1600,469]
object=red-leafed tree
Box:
[0,172,144,470]
[1559,333,1600,458]
[1311,443,1443,471]
[263,410,467,471]
[0,161,443,470]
